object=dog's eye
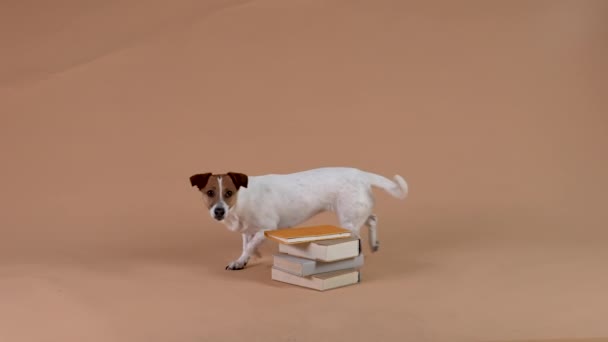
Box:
[206,190,215,197]
[225,190,233,198]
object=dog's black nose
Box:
[214,207,225,217]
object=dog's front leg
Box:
[225,234,251,270]
[226,231,266,270]
[241,233,249,252]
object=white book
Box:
[278,237,361,262]
[273,253,364,277]
[271,267,361,291]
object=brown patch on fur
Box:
[199,175,220,209]
[190,173,212,190]
[227,172,248,190]
[220,174,240,208]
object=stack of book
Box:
[264,225,364,291]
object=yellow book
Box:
[264,225,352,244]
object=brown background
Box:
[1,0,607,341]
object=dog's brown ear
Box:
[227,172,248,190]
[190,173,212,190]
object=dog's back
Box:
[236,167,406,229]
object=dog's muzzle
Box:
[213,206,226,221]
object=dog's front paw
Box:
[225,260,248,270]
[371,241,380,252]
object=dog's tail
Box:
[364,171,409,199]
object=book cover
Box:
[264,225,352,244]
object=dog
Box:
[189,167,408,270]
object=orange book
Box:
[264,225,352,245]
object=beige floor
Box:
[1,1,607,341]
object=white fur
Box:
[209,176,225,218]
[216,167,408,270]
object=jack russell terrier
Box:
[189,167,408,270]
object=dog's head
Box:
[189,172,248,221]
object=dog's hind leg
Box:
[336,197,373,243]
[366,214,379,252]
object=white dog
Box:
[189,167,408,270]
